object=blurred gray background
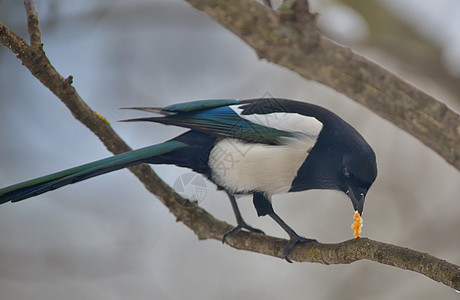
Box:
[0,0,459,299]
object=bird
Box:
[0,98,377,262]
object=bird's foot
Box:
[222,222,265,244]
[283,235,317,263]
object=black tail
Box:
[0,140,187,204]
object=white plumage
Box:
[209,108,323,196]
[230,105,323,139]
[209,138,313,195]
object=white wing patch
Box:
[209,138,314,196]
[230,105,323,140]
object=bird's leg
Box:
[268,212,317,263]
[252,192,316,262]
[222,193,265,243]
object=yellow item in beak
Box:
[351,211,363,238]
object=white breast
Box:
[208,138,314,196]
[209,105,323,196]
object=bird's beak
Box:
[347,186,366,215]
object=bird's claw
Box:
[283,235,317,263]
[222,222,265,244]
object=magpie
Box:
[0,98,377,262]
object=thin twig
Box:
[24,0,42,45]
[263,0,272,9]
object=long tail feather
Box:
[0,140,186,204]
[120,107,172,115]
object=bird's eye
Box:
[343,167,350,177]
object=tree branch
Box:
[0,2,459,291]
[338,0,460,101]
[24,0,42,45]
[185,0,460,171]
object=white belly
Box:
[208,138,312,195]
